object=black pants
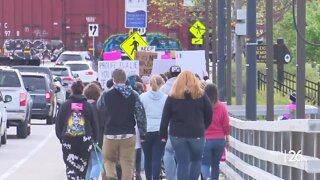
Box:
[62,136,92,180]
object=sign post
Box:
[88,24,99,56]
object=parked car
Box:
[48,66,77,98]
[0,90,12,146]
[55,51,94,65]
[64,61,98,85]
[0,67,32,138]
[21,73,58,124]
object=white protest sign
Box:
[151,59,176,75]
[152,50,206,78]
[175,50,206,78]
[138,46,156,52]
[98,60,139,88]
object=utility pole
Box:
[235,0,243,105]
[226,0,232,105]
[296,0,306,118]
[205,0,210,74]
[266,0,274,121]
[246,0,257,121]
[217,0,225,101]
[211,0,217,83]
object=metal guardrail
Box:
[222,117,320,180]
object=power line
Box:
[292,0,320,47]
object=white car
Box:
[0,67,32,138]
[64,61,98,85]
[55,51,94,65]
[0,90,12,146]
[49,66,77,98]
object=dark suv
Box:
[21,73,58,124]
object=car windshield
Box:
[58,54,82,61]
[22,76,47,90]
[49,67,69,76]
[13,67,51,79]
[66,64,89,71]
[0,70,21,87]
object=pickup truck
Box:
[0,67,32,138]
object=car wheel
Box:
[17,120,28,139]
[1,129,7,144]
[46,115,54,125]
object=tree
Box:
[274,1,320,64]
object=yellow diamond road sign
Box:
[189,20,206,38]
[120,32,149,60]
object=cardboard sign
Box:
[135,51,158,76]
[103,51,122,61]
[98,60,139,88]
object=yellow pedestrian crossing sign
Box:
[189,20,206,38]
[120,32,149,60]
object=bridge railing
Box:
[221,116,320,180]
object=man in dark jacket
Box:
[97,68,147,180]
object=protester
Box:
[279,92,297,120]
[201,83,230,180]
[160,65,181,180]
[83,83,106,180]
[160,70,213,180]
[140,75,167,180]
[97,69,147,180]
[55,80,99,180]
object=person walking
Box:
[83,83,107,180]
[201,83,230,180]
[160,65,181,180]
[97,68,147,180]
[160,70,213,180]
[140,75,167,180]
[55,80,99,180]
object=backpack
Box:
[65,102,86,137]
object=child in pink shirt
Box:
[201,83,230,180]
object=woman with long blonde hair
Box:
[160,70,213,180]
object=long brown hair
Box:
[169,70,204,99]
[205,83,218,107]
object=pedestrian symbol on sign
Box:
[130,37,140,55]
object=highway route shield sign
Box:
[120,32,149,60]
[189,20,206,38]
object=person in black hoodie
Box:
[55,80,99,180]
[97,68,147,180]
[160,70,213,180]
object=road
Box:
[0,120,67,180]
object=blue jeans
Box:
[201,139,225,180]
[163,138,177,180]
[142,132,166,180]
[170,136,205,180]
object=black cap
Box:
[169,65,181,77]
[289,92,296,103]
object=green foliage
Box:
[274,1,320,64]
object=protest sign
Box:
[135,51,158,76]
[98,60,139,87]
[103,51,122,61]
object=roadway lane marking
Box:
[0,130,55,180]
